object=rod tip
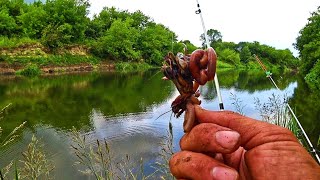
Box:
[219,103,224,110]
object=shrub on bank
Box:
[305,60,320,90]
[16,64,41,76]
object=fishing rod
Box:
[195,0,224,110]
[253,54,320,163]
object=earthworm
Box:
[207,47,217,81]
[183,102,196,132]
[189,48,217,84]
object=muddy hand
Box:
[170,105,320,180]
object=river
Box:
[0,69,319,178]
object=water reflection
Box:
[0,69,318,178]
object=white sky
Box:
[88,0,319,56]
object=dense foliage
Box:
[200,30,299,69]
[295,6,320,90]
[0,0,298,69]
[0,0,178,65]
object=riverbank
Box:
[0,41,294,76]
[0,61,115,75]
[0,42,155,76]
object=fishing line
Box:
[254,54,320,163]
[155,109,172,121]
[195,0,224,110]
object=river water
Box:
[0,70,319,178]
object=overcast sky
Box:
[88,0,319,56]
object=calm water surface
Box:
[0,70,319,178]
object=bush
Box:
[305,60,320,90]
[41,23,73,50]
[217,48,241,65]
[16,64,41,76]
[217,61,235,69]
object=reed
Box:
[0,104,26,148]
[253,93,301,138]
[70,127,155,179]
[70,127,111,179]
[0,104,26,179]
[229,92,246,115]
[154,121,175,180]
[20,135,54,179]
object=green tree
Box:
[43,0,90,42]
[86,7,130,40]
[138,23,174,65]
[130,10,150,29]
[41,23,73,49]
[92,18,140,61]
[200,29,222,48]
[0,0,26,36]
[217,48,241,65]
[0,8,17,36]
[216,41,237,50]
[18,1,47,39]
[295,6,320,75]
[240,46,251,64]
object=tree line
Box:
[0,0,298,69]
[0,0,178,65]
[295,6,320,90]
[200,29,298,69]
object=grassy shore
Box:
[0,37,292,76]
[0,40,157,76]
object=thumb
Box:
[194,105,298,150]
[180,123,241,154]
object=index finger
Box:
[194,105,298,150]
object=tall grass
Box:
[154,121,175,180]
[0,104,26,148]
[229,93,246,115]
[252,94,320,159]
[230,93,301,139]
[254,94,293,128]
[4,55,99,66]
[0,104,26,179]
[1,107,174,179]
[70,127,156,179]
[1,105,53,179]
[0,37,39,49]
[70,127,114,179]
[19,135,54,179]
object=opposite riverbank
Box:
[0,43,155,76]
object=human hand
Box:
[169,105,320,180]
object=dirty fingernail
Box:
[212,166,239,180]
[215,131,240,149]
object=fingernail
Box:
[212,167,238,180]
[215,131,240,149]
